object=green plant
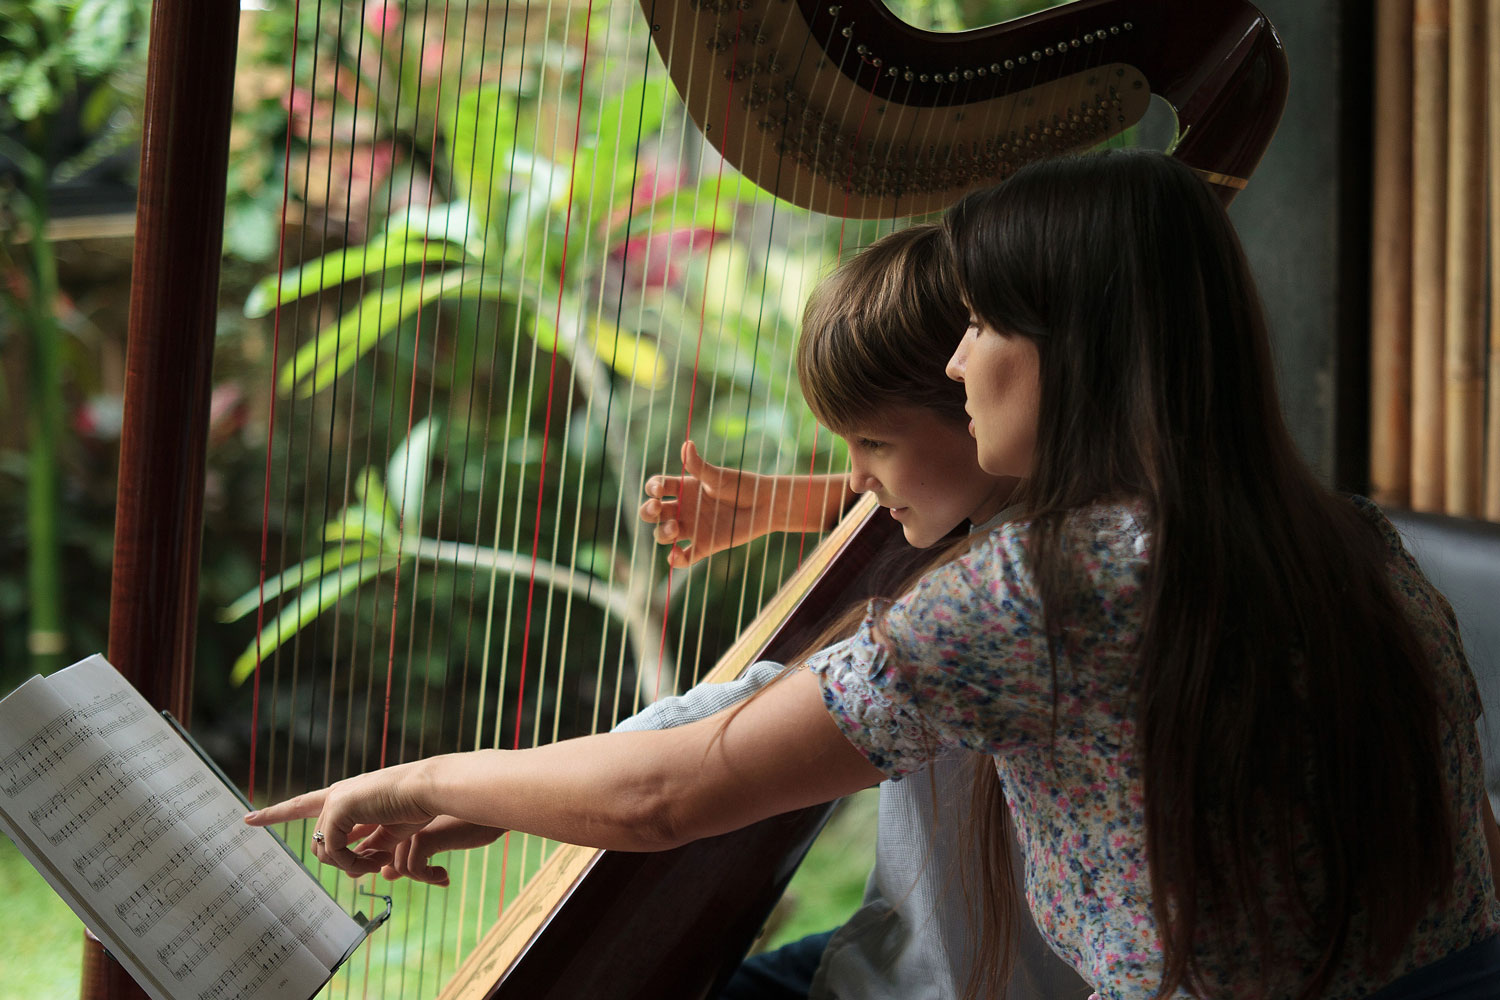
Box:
[220,13,849,765]
[0,0,149,674]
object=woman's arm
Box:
[245,670,884,876]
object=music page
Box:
[0,655,366,1000]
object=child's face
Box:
[945,319,1040,479]
[841,405,1016,548]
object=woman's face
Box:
[945,318,1041,479]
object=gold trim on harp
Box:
[1191,168,1249,191]
[436,495,881,1000]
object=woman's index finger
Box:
[243,788,328,826]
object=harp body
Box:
[101,1,1285,998]
[654,0,1285,214]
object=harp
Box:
[98,0,1284,997]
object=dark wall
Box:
[1228,0,1369,489]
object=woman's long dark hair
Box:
[944,151,1454,997]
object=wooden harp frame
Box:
[100,0,1285,997]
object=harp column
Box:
[89,0,240,998]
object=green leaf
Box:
[446,83,517,227]
[244,240,469,318]
[217,542,384,622]
[383,202,487,255]
[576,75,669,228]
[387,417,440,522]
[229,556,399,685]
[589,318,668,388]
[12,59,58,121]
[277,267,504,397]
[323,504,400,549]
[354,467,400,529]
[66,0,134,76]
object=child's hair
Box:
[943,150,1453,998]
[797,224,969,432]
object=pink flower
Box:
[609,227,721,289]
[209,383,249,447]
[365,2,401,36]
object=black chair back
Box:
[1386,508,1500,798]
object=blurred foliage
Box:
[205,2,861,781]
[884,0,1071,31]
[0,0,149,683]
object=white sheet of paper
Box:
[0,655,365,1000]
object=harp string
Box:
[246,0,1078,986]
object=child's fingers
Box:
[643,474,684,500]
[641,498,685,529]
[684,441,747,501]
[683,440,722,481]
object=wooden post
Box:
[1410,0,1450,511]
[87,0,240,998]
[1486,0,1500,520]
[1370,0,1415,507]
[1443,0,1485,515]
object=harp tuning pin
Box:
[1123,21,1133,30]
[1083,32,1094,43]
[842,25,854,37]
[1110,25,1120,35]
[963,69,975,80]
[905,69,914,81]
[948,71,958,82]
[1003,59,1014,70]
[1045,46,1055,57]
[827,4,839,14]
[1032,50,1043,60]
[1017,56,1027,65]
[888,66,898,76]
[857,44,868,54]
[872,57,883,66]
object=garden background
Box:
[0,0,1090,994]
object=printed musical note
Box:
[0,655,368,1000]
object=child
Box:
[629,223,1086,999]
[248,151,1500,998]
[638,216,1016,565]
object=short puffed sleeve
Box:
[807,525,1053,779]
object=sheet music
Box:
[0,655,365,1000]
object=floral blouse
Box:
[807,498,1499,998]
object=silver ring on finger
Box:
[313,829,326,844]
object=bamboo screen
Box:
[1370,0,1500,520]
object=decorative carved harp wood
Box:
[99,0,1284,997]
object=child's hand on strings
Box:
[639,440,774,568]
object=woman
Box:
[247,150,1500,998]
